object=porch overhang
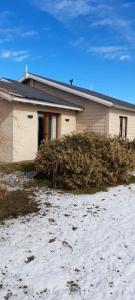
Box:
[0,91,83,112]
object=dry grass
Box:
[0,187,39,222]
[0,161,35,174]
[0,133,39,221]
[0,183,8,200]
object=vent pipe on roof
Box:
[69,79,73,86]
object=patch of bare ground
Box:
[0,184,39,222]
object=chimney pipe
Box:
[69,79,73,86]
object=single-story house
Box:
[0,72,135,162]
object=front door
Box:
[38,112,59,146]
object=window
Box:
[119,116,127,138]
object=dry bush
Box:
[36,132,135,190]
[128,139,135,151]
[0,183,8,200]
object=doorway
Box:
[38,112,59,146]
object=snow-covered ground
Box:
[0,173,135,300]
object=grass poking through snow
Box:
[0,161,35,174]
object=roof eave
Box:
[18,73,113,108]
[0,91,82,111]
[112,104,135,113]
[0,91,13,101]
[13,96,83,111]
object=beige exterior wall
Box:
[0,98,13,162]
[109,108,135,140]
[28,80,110,134]
[61,111,76,136]
[12,102,38,162]
[12,101,76,162]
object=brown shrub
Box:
[36,132,135,190]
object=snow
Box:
[0,173,135,300]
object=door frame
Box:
[38,111,60,145]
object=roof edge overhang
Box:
[18,73,113,108]
[112,104,135,113]
[0,91,83,111]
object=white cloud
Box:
[33,0,135,54]
[0,28,37,45]
[33,0,91,20]
[72,36,85,47]
[119,54,131,61]
[32,0,117,22]
[1,51,11,58]
[0,9,39,45]
[122,2,134,8]
[87,45,131,61]
[0,10,11,24]
[0,9,39,46]
[0,28,19,36]
[0,50,30,62]
[91,18,131,28]
[32,0,135,45]
[21,30,38,37]
[0,22,39,45]
[92,18,113,27]
[15,54,30,62]
[43,27,51,31]
[91,16,135,44]
[88,46,124,54]
[12,51,27,57]
[0,38,11,44]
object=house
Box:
[0,72,135,162]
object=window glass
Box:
[49,115,57,140]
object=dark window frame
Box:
[119,116,128,138]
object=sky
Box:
[0,0,135,103]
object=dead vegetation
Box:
[36,132,135,190]
[0,183,8,200]
[0,157,39,222]
[0,188,39,222]
[0,161,35,174]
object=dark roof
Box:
[0,79,82,110]
[26,72,135,110]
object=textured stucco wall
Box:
[12,102,76,162]
[0,99,13,162]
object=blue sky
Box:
[0,0,135,102]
